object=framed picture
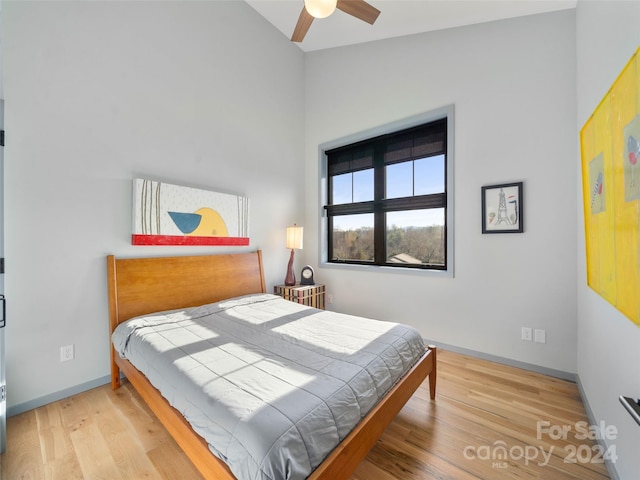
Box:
[131,178,250,246]
[481,182,523,234]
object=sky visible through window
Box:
[332,155,445,229]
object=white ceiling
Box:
[246,0,577,52]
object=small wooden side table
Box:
[273,284,326,310]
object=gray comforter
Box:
[112,293,425,480]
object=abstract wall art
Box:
[580,46,640,326]
[132,178,249,246]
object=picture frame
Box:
[481,182,523,234]
[131,178,250,246]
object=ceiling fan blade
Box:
[291,6,314,42]
[336,0,380,25]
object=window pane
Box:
[331,214,374,262]
[353,169,374,202]
[414,155,445,195]
[331,173,352,205]
[385,162,413,199]
[385,209,445,266]
[332,169,374,204]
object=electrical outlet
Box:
[327,293,334,304]
[534,329,547,344]
[60,344,74,362]
[521,327,532,341]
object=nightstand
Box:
[273,284,326,310]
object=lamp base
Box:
[284,249,296,286]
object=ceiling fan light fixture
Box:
[304,0,337,19]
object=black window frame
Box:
[324,117,448,270]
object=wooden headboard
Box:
[107,250,266,332]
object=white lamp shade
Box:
[286,225,304,250]
[304,0,337,19]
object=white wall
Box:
[2,1,305,409]
[576,1,640,479]
[304,10,578,374]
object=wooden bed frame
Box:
[107,250,436,480]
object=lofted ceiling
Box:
[245,0,577,52]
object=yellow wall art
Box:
[580,46,640,326]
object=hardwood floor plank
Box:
[59,392,126,480]
[3,411,46,479]
[146,440,205,479]
[109,383,170,453]
[35,402,83,480]
[0,349,611,480]
[84,386,161,479]
[367,433,482,479]
[35,403,71,463]
[352,458,400,480]
[111,383,206,478]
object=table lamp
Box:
[284,225,303,286]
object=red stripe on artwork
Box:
[132,235,250,246]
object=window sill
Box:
[319,261,454,279]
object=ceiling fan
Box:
[291,0,381,43]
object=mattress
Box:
[112,293,425,480]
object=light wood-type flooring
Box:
[1,349,611,479]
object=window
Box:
[323,114,451,271]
